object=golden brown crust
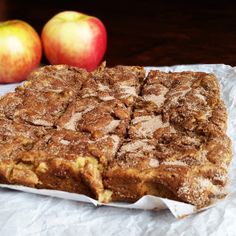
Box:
[0,64,144,203]
[0,65,232,208]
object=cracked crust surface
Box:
[0,65,232,208]
[105,70,231,207]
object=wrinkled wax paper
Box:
[0,64,236,235]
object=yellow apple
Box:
[0,20,42,83]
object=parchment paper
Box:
[0,64,236,235]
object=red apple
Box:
[41,11,107,71]
[0,20,42,83]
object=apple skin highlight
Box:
[0,20,42,83]
[41,11,107,72]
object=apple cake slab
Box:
[0,64,232,208]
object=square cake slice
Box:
[2,65,89,127]
[57,97,131,139]
[104,70,232,208]
[0,129,118,202]
[79,62,145,106]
